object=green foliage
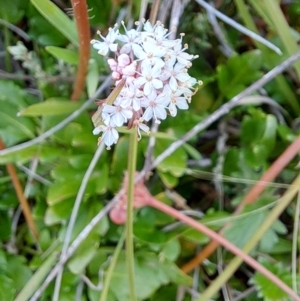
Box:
[250,258,294,301]
[217,50,263,99]
[1,1,300,300]
[30,0,78,46]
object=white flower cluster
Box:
[91,20,200,149]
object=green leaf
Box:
[160,239,181,261]
[30,0,78,46]
[154,139,187,177]
[259,220,287,253]
[68,232,99,274]
[217,50,263,99]
[0,274,14,301]
[157,170,179,188]
[134,219,168,244]
[46,46,79,64]
[250,258,293,301]
[6,255,32,290]
[224,204,266,249]
[109,251,191,301]
[87,59,99,97]
[18,98,81,116]
[0,0,28,23]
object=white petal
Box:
[151,64,162,77]
[138,123,150,133]
[102,105,116,114]
[132,44,146,59]
[169,103,177,117]
[109,43,118,52]
[122,109,133,119]
[144,82,152,95]
[143,107,154,121]
[169,76,178,90]
[176,72,190,82]
[93,127,101,135]
[154,106,167,120]
[152,78,163,90]
[134,77,147,87]
[112,113,125,127]
[176,97,189,109]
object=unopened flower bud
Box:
[118,53,131,68]
[107,58,118,71]
[112,71,121,80]
[122,61,137,76]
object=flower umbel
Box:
[91,20,201,148]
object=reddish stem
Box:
[0,139,38,239]
[70,0,91,101]
[147,197,300,301]
[181,135,300,273]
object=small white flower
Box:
[132,40,165,68]
[123,84,144,111]
[91,27,119,56]
[102,99,133,127]
[118,22,141,54]
[167,89,189,117]
[93,122,119,149]
[134,61,163,96]
[141,91,170,123]
[166,38,194,66]
[160,61,190,90]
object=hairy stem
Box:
[70,0,91,101]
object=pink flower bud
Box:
[117,53,130,68]
[122,62,137,76]
[112,71,121,80]
[107,58,117,71]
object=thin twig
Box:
[195,0,282,55]
[0,76,111,157]
[169,0,189,40]
[0,139,39,240]
[17,163,52,186]
[207,2,235,57]
[0,18,31,41]
[53,143,105,300]
[149,0,161,24]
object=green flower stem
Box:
[126,132,138,301]
[195,173,300,301]
[99,231,125,301]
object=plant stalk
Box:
[126,132,138,301]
